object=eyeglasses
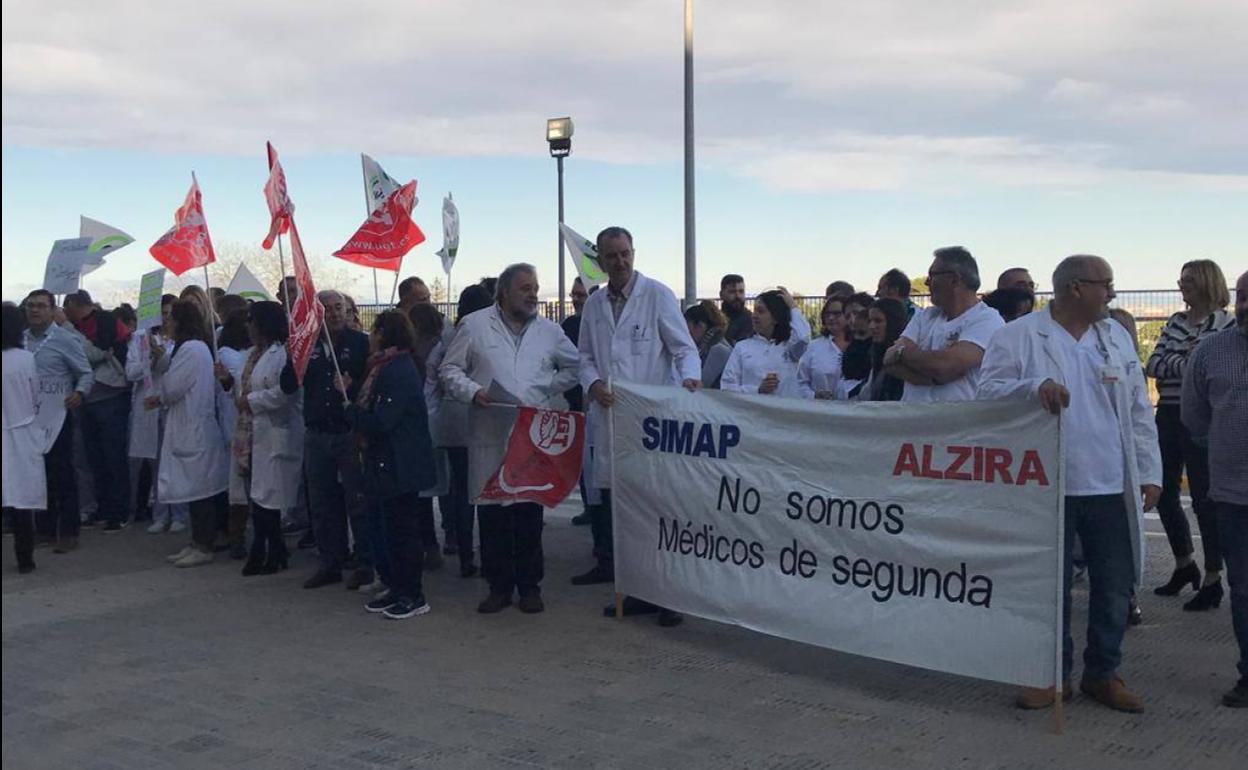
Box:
[926,270,956,281]
[1077,278,1115,291]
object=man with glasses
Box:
[883,246,1004,402]
[998,267,1037,292]
[979,255,1161,713]
[22,290,93,552]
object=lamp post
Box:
[547,117,573,321]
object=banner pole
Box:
[608,376,623,619]
[389,262,402,307]
[320,321,350,408]
[275,236,291,318]
[201,265,218,358]
[360,154,381,306]
[1053,411,1066,735]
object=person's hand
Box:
[64,391,83,410]
[1141,484,1161,512]
[776,286,798,309]
[682,378,701,392]
[589,380,614,408]
[53,308,68,325]
[1037,379,1070,415]
[758,373,779,394]
[334,372,353,396]
[883,343,905,367]
[150,343,165,363]
[213,362,230,381]
[143,395,161,411]
[472,390,491,408]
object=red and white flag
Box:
[478,407,585,508]
[262,141,293,250]
[332,179,425,272]
[285,218,323,384]
[149,174,216,276]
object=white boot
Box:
[147,516,170,534]
[174,549,214,568]
[166,545,194,563]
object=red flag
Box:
[149,174,216,276]
[478,407,584,508]
[332,180,425,271]
[262,141,293,250]
[285,218,324,384]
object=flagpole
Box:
[201,265,218,357]
[360,155,380,306]
[279,230,349,407]
[275,238,291,317]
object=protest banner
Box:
[135,268,166,332]
[611,383,1063,689]
[478,406,584,508]
[41,237,94,294]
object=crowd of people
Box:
[2,233,1244,713]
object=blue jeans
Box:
[365,492,424,601]
[1218,502,1248,685]
[80,395,131,525]
[1063,494,1134,682]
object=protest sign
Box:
[41,237,94,294]
[135,269,166,332]
[478,407,584,508]
[611,384,1063,688]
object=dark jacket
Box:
[724,307,753,346]
[345,355,436,500]
[281,327,369,432]
[561,313,584,411]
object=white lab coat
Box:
[228,343,304,511]
[797,336,846,399]
[577,272,701,488]
[721,309,812,399]
[440,304,580,502]
[977,307,1162,583]
[156,340,229,504]
[3,348,47,510]
[215,346,245,451]
[125,333,170,460]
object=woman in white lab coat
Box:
[221,301,303,576]
[797,296,851,399]
[150,300,230,568]
[3,304,45,574]
[721,289,812,399]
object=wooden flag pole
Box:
[277,232,349,408]
[360,155,380,306]
[1052,413,1067,735]
[201,265,218,358]
[275,236,291,318]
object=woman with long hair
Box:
[224,301,303,576]
[152,300,230,567]
[408,302,447,570]
[3,302,44,574]
[1146,259,1234,609]
[856,298,909,401]
[345,310,437,619]
[798,295,852,399]
[721,289,811,398]
[838,292,875,398]
[178,285,219,344]
[683,300,732,389]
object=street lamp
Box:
[547,117,573,320]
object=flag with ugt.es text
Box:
[286,218,323,385]
[149,174,216,276]
[333,180,425,272]
[262,141,293,250]
[478,407,584,508]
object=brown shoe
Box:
[1015,684,1073,710]
[1080,675,1144,713]
[477,592,512,614]
[52,536,79,554]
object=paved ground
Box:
[2,503,1241,770]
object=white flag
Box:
[226,262,273,302]
[559,223,608,286]
[361,153,401,215]
[78,216,134,276]
[435,193,460,276]
[42,237,94,294]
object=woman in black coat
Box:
[343,310,437,620]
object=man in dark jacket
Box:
[281,290,372,590]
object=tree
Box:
[166,240,356,300]
[430,276,447,303]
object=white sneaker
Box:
[358,579,385,593]
[168,520,188,534]
[174,549,213,568]
[166,545,194,563]
[147,519,169,534]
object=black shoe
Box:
[478,592,513,613]
[1183,580,1223,611]
[80,516,98,529]
[442,542,458,556]
[345,568,374,591]
[229,543,248,560]
[657,609,684,628]
[102,521,124,534]
[17,563,35,575]
[296,531,316,549]
[1223,681,1248,708]
[1128,597,1142,626]
[517,592,545,614]
[603,596,659,617]
[460,562,479,578]
[303,569,342,589]
[281,520,308,535]
[1154,562,1201,596]
[365,591,397,613]
[261,550,289,575]
[571,509,593,526]
[241,556,266,577]
[383,596,430,620]
[572,564,614,586]
[423,545,445,572]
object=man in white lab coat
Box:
[978,255,1161,714]
[571,226,701,628]
[440,264,580,615]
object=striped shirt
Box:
[1181,326,1248,505]
[1145,309,1234,405]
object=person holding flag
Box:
[439,263,580,614]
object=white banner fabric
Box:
[611,383,1063,688]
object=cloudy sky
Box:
[3,0,1245,302]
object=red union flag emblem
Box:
[479,407,584,507]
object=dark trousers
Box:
[591,489,615,568]
[39,418,79,540]
[79,395,131,525]
[189,496,217,551]
[445,448,476,564]
[479,503,544,596]
[7,507,35,568]
[415,496,439,550]
[1218,503,1248,685]
[1063,494,1135,682]
[367,491,425,601]
[305,430,369,571]
[248,503,287,565]
[1155,404,1222,571]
